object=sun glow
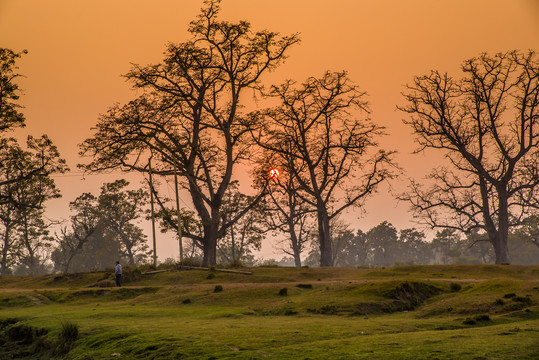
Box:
[269,168,280,179]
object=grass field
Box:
[1,265,538,359]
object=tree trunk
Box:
[287,218,302,267]
[1,224,11,276]
[492,233,510,264]
[318,207,333,267]
[64,255,73,274]
[492,187,510,264]
[22,212,37,275]
[202,223,218,266]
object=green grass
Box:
[1,265,538,359]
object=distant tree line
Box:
[1,0,537,274]
[297,220,539,267]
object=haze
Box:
[1,0,538,260]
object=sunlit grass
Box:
[1,265,538,359]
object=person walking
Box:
[115,261,122,287]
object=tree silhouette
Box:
[79,0,300,266]
[399,50,539,264]
[98,180,150,265]
[0,48,27,133]
[0,136,67,274]
[254,154,314,267]
[253,71,395,266]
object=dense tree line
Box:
[295,220,539,267]
[1,0,537,274]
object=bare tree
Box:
[255,153,314,267]
[80,0,299,266]
[399,50,539,264]
[253,71,395,266]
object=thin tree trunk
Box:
[1,225,11,276]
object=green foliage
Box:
[56,320,79,354]
[214,285,223,293]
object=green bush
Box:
[59,321,78,343]
[214,285,223,293]
[55,320,79,355]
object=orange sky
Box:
[1,0,538,260]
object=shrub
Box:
[214,285,223,293]
[474,314,491,322]
[278,288,288,296]
[297,284,313,289]
[7,324,36,344]
[283,308,298,315]
[512,296,533,304]
[55,320,79,355]
[59,321,79,344]
[463,314,490,325]
[494,298,505,306]
[449,282,462,292]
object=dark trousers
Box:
[115,274,122,287]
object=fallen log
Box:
[182,266,252,275]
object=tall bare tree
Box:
[253,71,395,266]
[80,0,299,266]
[399,50,539,264]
